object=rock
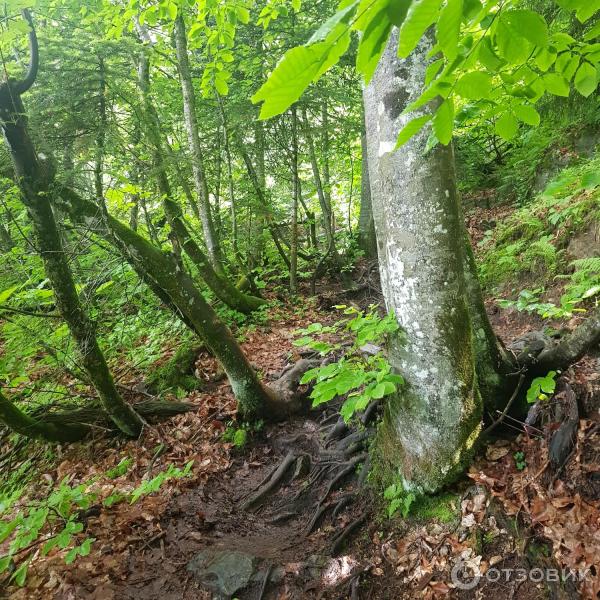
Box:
[187,549,256,598]
[566,221,600,262]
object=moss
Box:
[146,342,202,394]
[410,491,461,524]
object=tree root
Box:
[331,514,367,555]
[241,451,297,511]
[306,501,334,535]
[320,454,367,503]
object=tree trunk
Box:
[302,107,341,266]
[0,389,89,442]
[363,30,482,493]
[290,107,299,294]
[358,113,377,259]
[136,50,265,314]
[54,185,292,420]
[0,84,143,438]
[173,15,222,272]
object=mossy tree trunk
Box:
[55,186,284,421]
[363,30,482,493]
[0,66,143,437]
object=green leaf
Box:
[236,6,250,24]
[436,0,463,61]
[253,26,351,118]
[513,103,540,126]
[10,561,28,586]
[455,71,492,100]
[495,112,518,140]
[357,8,393,83]
[574,62,598,97]
[394,114,432,149]
[308,1,358,43]
[433,98,454,144]
[501,9,548,47]
[478,37,504,71]
[166,2,177,20]
[424,58,444,85]
[387,0,411,25]
[398,0,444,58]
[0,285,20,304]
[542,73,570,96]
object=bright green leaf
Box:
[513,103,540,126]
[398,0,444,58]
[574,61,598,97]
[437,0,463,61]
[542,73,570,96]
[433,98,454,144]
[495,112,518,140]
[394,114,432,149]
[455,71,492,100]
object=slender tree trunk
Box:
[0,85,143,437]
[217,95,244,267]
[0,389,88,441]
[237,140,292,269]
[364,30,482,493]
[358,112,377,259]
[302,108,339,261]
[136,50,264,314]
[290,107,299,294]
[173,15,222,272]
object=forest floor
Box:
[2,217,600,600]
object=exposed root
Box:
[306,501,334,535]
[331,514,367,555]
[241,451,297,511]
[320,454,367,503]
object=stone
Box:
[187,549,256,598]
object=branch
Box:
[13,9,39,94]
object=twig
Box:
[483,374,525,436]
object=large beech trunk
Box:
[0,84,143,438]
[363,31,482,492]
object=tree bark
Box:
[54,185,292,421]
[173,14,222,272]
[363,30,482,493]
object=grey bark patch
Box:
[187,549,257,598]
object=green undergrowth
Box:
[478,153,600,315]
